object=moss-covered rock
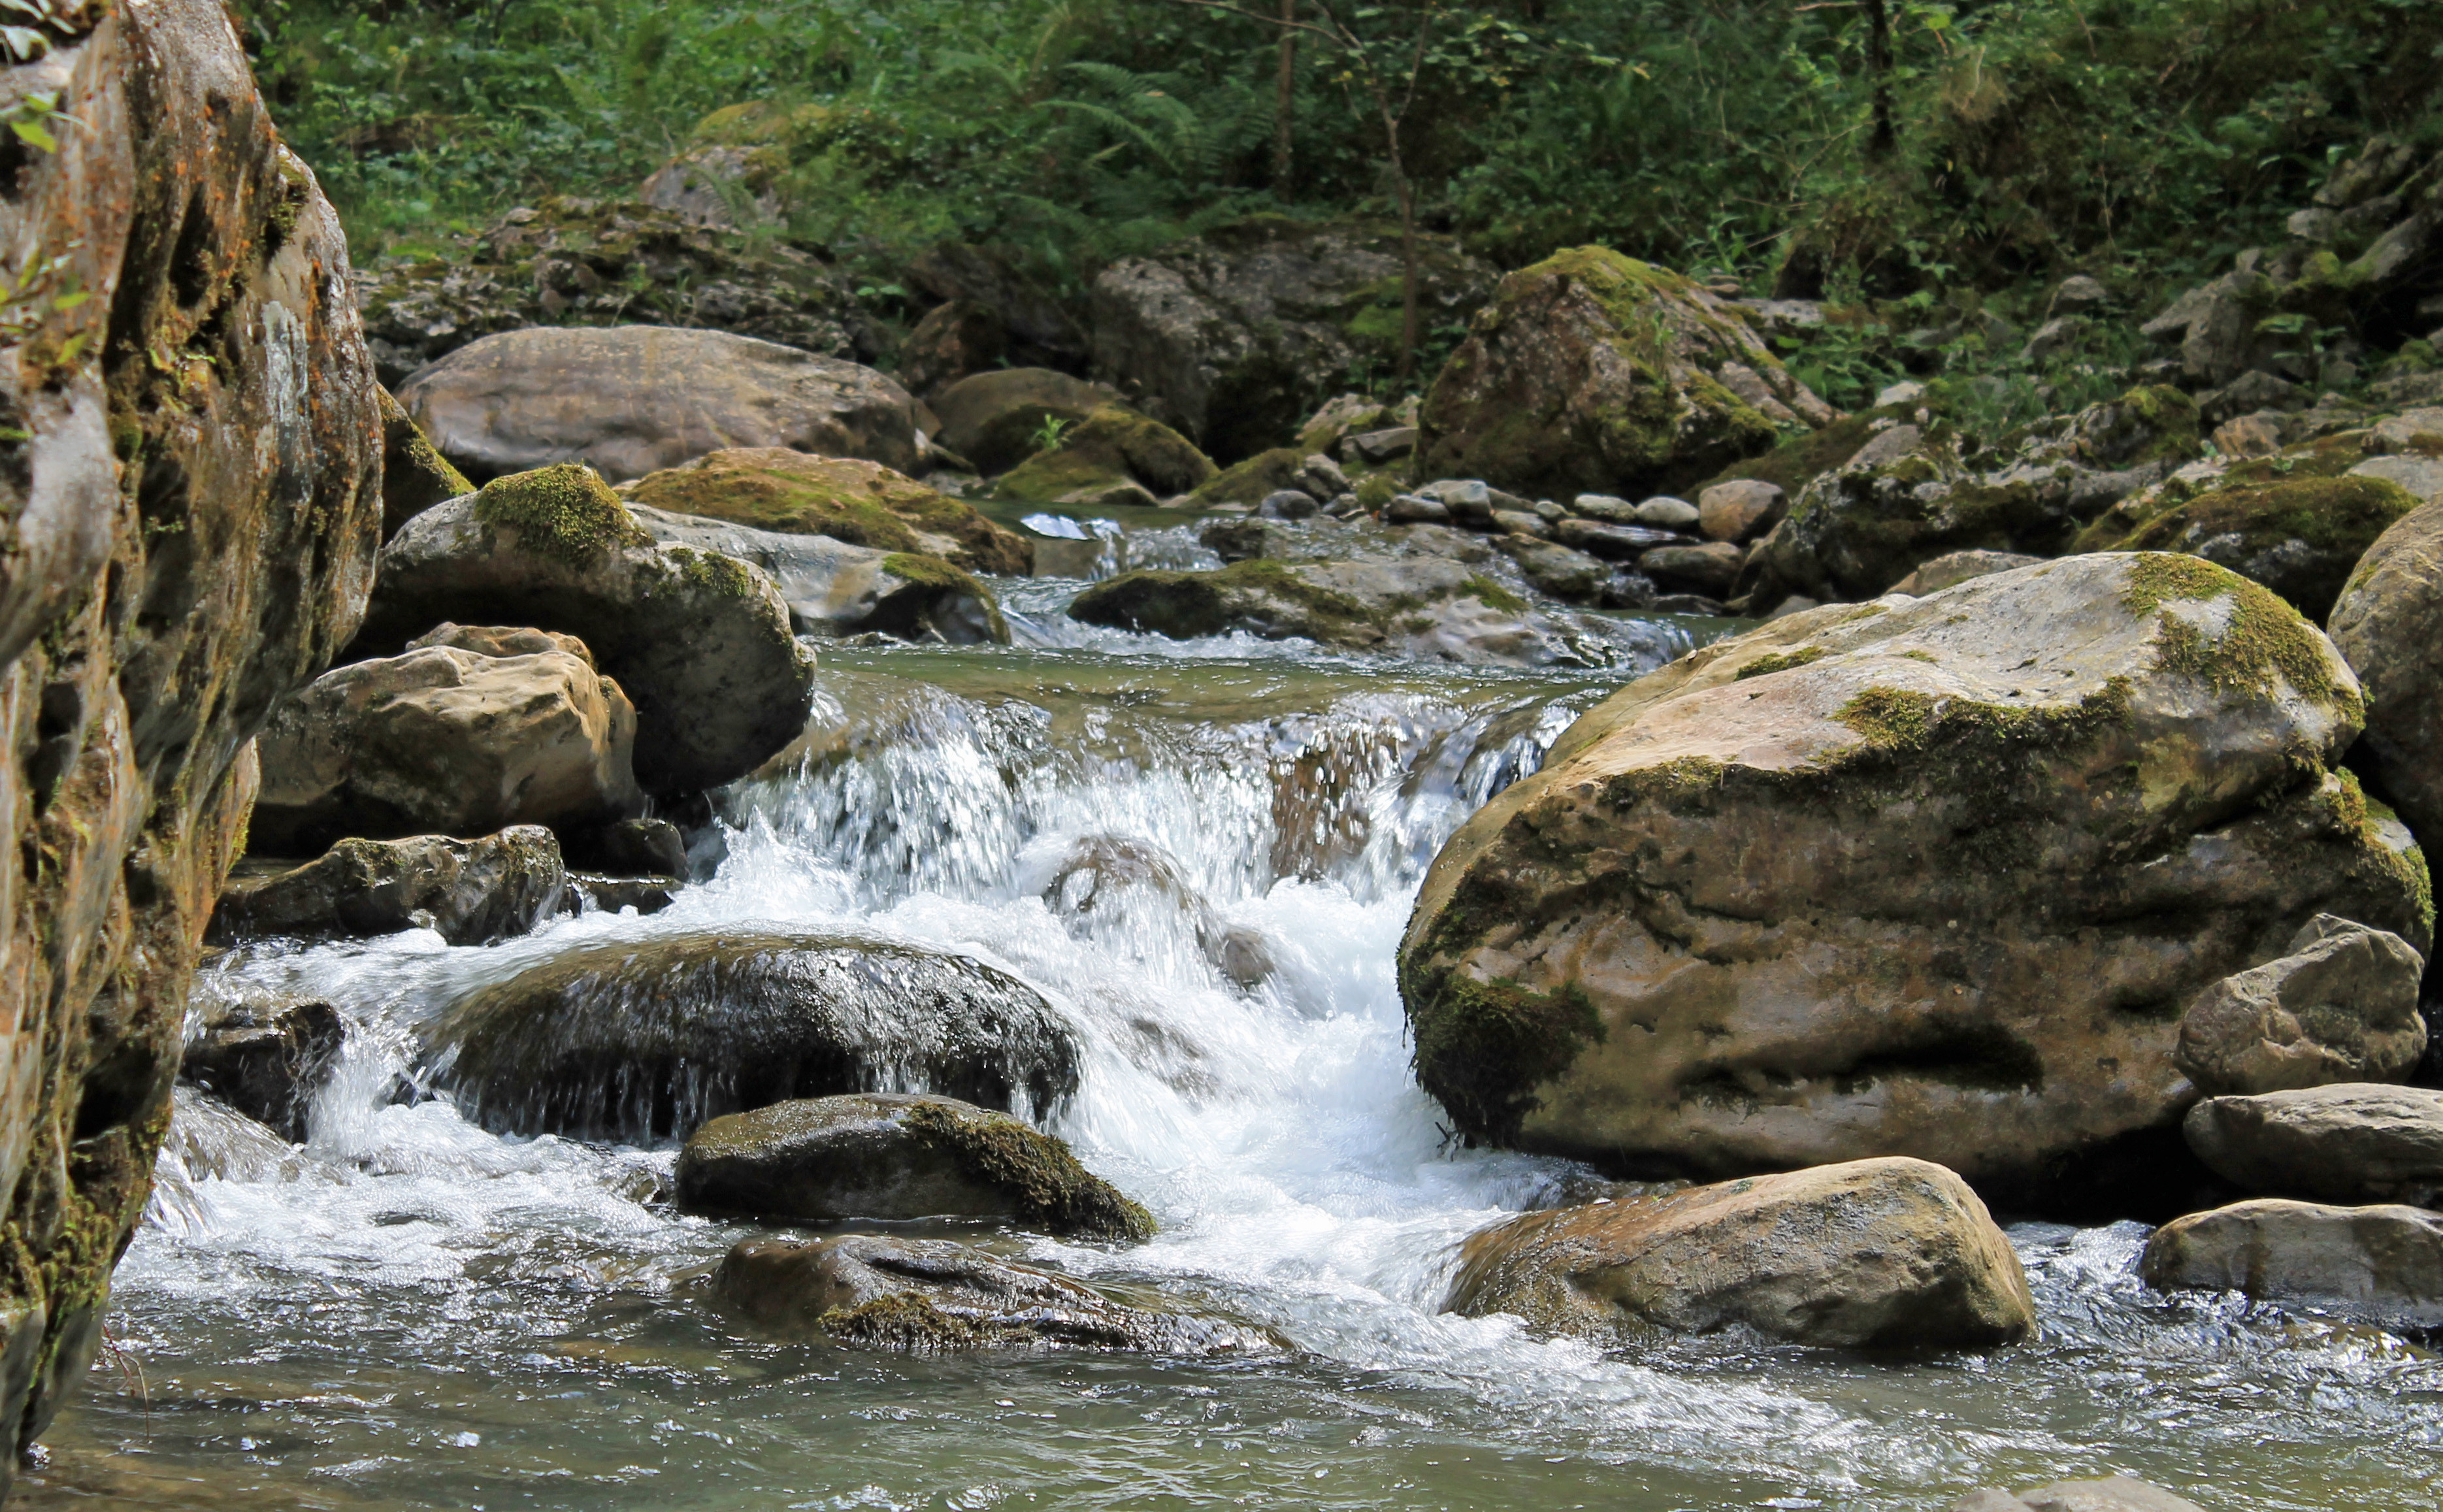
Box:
[931,368,1126,476]
[1187,447,1311,509]
[210,829,571,949]
[2329,499,2443,959]
[1418,248,1835,502]
[626,502,1007,643]
[1400,552,2430,1215]
[674,1092,1152,1240]
[622,448,1029,575]
[991,404,1217,506]
[2089,473,2419,621]
[377,385,473,538]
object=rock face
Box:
[1417,248,1833,502]
[2328,499,2443,854]
[355,467,817,796]
[1445,1157,2034,1349]
[2184,1085,2443,1205]
[930,369,1124,476]
[2139,1198,2443,1328]
[422,931,1079,1140]
[673,1093,1152,1238]
[1951,1477,2206,1512]
[2174,915,2427,1094]
[178,991,345,1143]
[714,1235,1270,1353]
[1400,554,2433,1209]
[628,505,1004,643]
[397,325,923,482]
[210,829,570,947]
[1069,558,1604,668]
[0,0,386,1474]
[619,448,1029,575]
[248,631,643,853]
[1091,218,1494,461]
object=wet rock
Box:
[0,0,389,1465]
[357,467,817,796]
[397,325,922,483]
[621,448,1030,575]
[377,387,474,538]
[249,634,644,855]
[2184,1085,2443,1206]
[156,1088,304,1187]
[2328,499,2443,868]
[675,1093,1153,1239]
[561,817,689,878]
[1038,836,1273,989]
[2139,1198,2443,1328]
[180,990,347,1142]
[1551,518,1690,560]
[1889,550,2045,597]
[568,874,680,915]
[931,369,1126,476]
[1697,479,1786,542]
[355,195,870,386]
[1068,557,1605,668]
[2174,915,2427,1095]
[2087,473,2420,621]
[1447,1157,2033,1349]
[1091,217,1493,461]
[993,404,1218,507]
[629,504,1004,643]
[1398,554,2431,1209]
[210,829,570,947]
[1418,248,1833,502]
[1637,541,1742,596]
[715,1235,1273,1353]
[1951,1476,2205,1512]
[423,930,1079,1140]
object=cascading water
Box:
[41,617,2442,1511]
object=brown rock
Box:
[2328,499,2443,859]
[621,447,1028,576]
[2184,1085,2443,1205]
[930,368,1124,476]
[2140,1198,2443,1328]
[1637,541,1742,595]
[210,828,570,948]
[897,300,1007,398]
[2174,915,2427,1095]
[1696,478,1786,542]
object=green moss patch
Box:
[1462,576,1527,614]
[902,1102,1153,1241]
[821,1292,1006,1350]
[993,405,1215,505]
[1733,645,1828,680]
[473,463,648,565]
[1404,969,1605,1146]
[2120,552,2353,711]
[627,453,1028,574]
[2119,475,2417,558]
[1188,446,1309,509]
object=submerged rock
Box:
[1417,248,1832,502]
[2139,1198,2443,1329]
[1398,553,2431,1210]
[397,325,921,482]
[423,931,1078,1140]
[674,1093,1152,1239]
[1445,1157,2033,1349]
[619,448,1030,576]
[713,1235,1271,1353]
[628,504,1005,643]
[560,817,689,879]
[1038,836,1273,989]
[356,467,817,796]
[2174,915,2427,1095]
[1951,1476,2206,1512]
[180,991,347,1143]
[210,829,570,948]
[2184,1085,2443,1206]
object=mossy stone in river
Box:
[674,1092,1153,1240]
[621,448,1030,575]
[991,404,1217,506]
[2097,473,2420,621]
[423,931,1079,1140]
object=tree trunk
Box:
[1383,114,1418,379]
[1863,0,1895,156]
[1272,0,1296,191]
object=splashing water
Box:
[40,628,2442,1511]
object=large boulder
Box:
[209,829,570,947]
[991,404,1217,507]
[2184,1085,2443,1206]
[713,1235,1272,1353]
[930,369,1125,476]
[396,325,922,483]
[421,931,1079,1140]
[2174,915,2426,1094]
[2329,499,2443,851]
[355,467,817,796]
[618,448,1028,575]
[249,629,643,853]
[1765,424,2069,602]
[2139,1198,2443,1329]
[1417,248,1833,502]
[629,506,1004,643]
[1091,218,1494,461]
[1399,554,2433,1210]
[1445,1157,2033,1349]
[0,0,387,1473]
[674,1093,1152,1239]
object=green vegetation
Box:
[1733,645,1828,680]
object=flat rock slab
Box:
[2140,1198,2443,1328]
[210,828,569,949]
[2184,1084,2443,1205]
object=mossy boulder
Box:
[2329,498,2443,882]
[377,386,473,538]
[1400,553,2431,1214]
[1089,216,1494,461]
[355,466,818,795]
[674,1092,1151,1240]
[931,368,1126,476]
[2089,474,2420,621]
[629,504,1006,643]
[991,404,1217,507]
[621,448,1029,575]
[1187,447,1311,509]
[1418,248,1835,502]
[422,931,1079,1141]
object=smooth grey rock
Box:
[628,503,1003,643]
[1889,550,2044,597]
[2184,1084,2443,1205]
[1633,495,1701,529]
[2348,453,2443,504]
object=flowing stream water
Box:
[27,585,2441,1510]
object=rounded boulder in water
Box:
[675,1092,1152,1240]
[421,931,1079,1140]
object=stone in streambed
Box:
[2328,498,2443,891]
[674,1093,1152,1239]
[627,504,1006,643]
[1445,1157,2033,1349]
[559,817,689,878]
[1950,1477,2206,1512]
[179,989,347,1143]
[2173,914,2427,1095]
[713,1235,1272,1353]
[2184,1085,2443,1206]
[930,369,1125,476]
[2139,1198,2443,1328]
[618,447,1030,576]
[422,930,1078,1140]
[210,828,570,947]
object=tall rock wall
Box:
[0,0,382,1486]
